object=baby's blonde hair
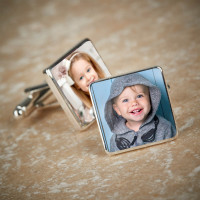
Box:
[68,52,105,108]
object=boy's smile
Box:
[70,59,99,93]
[129,108,144,116]
[113,85,151,131]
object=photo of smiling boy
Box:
[104,73,176,152]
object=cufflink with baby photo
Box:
[13,39,111,129]
[89,67,178,155]
[43,38,111,130]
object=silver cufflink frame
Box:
[89,66,178,155]
[14,38,111,130]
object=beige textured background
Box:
[0,0,200,199]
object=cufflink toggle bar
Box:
[13,83,58,118]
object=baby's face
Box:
[70,58,99,93]
[113,85,151,125]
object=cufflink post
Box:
[13,83,58,118]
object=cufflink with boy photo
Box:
[90,67,178,155]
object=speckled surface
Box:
[0,0,200,199]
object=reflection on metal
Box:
[13,83,58,118]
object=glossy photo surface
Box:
[90,67,177,154]
[44,39,111,129]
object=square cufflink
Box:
[13,38,111,130]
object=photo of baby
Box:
[67,52,106,109]
[51,40,110,125]
[105,73,176,152]
[90,67,177,153]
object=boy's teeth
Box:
[132,109,140,113]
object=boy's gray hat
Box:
[104,73,161,132]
